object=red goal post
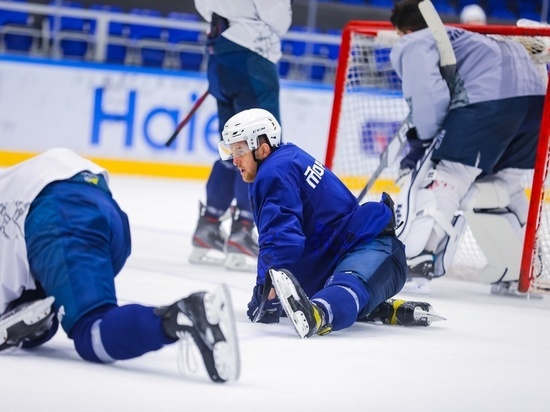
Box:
[325,21,550,293]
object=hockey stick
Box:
[357,119,412,203]
[394,0,458,238]
[164,90,209,147]
[419,0,457,83]
[357,1,456,202]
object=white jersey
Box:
[194,0,292,63]
[0,148,108,313]
[390,27,547,141]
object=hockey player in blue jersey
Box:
[218,108,445,338]
[0,149,240,383]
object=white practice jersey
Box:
[194,0,292,63]
[0,148,108,313]
[390,27,547,141]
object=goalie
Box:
[389,1,546,295]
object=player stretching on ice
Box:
[218,108,445,339]
[0,149,239,383]
[389,1,546,296]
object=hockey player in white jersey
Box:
[0,149,240,383]
[389,1,546,295]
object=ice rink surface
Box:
[2,175,549,412]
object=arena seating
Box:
[88,4,127,64]
[0,0,538,83]
[166,12,204,71]
[48,1,91,59]
[0,0,40,53]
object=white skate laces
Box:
[176,331,199,376]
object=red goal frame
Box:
[325,21,550,293]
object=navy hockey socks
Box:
[71,304,173,363]
[312,272,369,331]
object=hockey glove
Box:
[399,128,432,170]
[246,284,282,324]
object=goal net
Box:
[325,20,550,294]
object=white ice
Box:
[2,175,549,412]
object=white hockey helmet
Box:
[218,108,281,160]
[460,4,486,24]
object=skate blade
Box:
[204,284,241,382]
[269,269,309,339]
[224,253,257,273]
[490,286,544,300]
[493,291,544,300]
[414,307,447,325]
[188,247,225,267]
[0,297,55,346]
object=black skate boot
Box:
[189,202,227,266]
[155,284,240,383]
[362,298,446,327]
[224,209,258,272]
[402,252,435,295]
[269,268,332,338]
[0,296,56,351]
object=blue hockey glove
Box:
[399,128,432,170]
[246,284,282,324]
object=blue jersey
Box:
[250,143,392,297]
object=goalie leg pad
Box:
[482,168,529,225]
[395,154,435,240]
[460,173,512,210]
[398,160,480,258]
[434,214,467,277]
[461,179,525,283]
[400,188,438,258]
[463,211,523,283]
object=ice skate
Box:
[490,281,543,299]
[269,268,331,338]
[401,252,435,295]
[362,298,446,327]
[155,284,240,383]
[224,209,258,272]
[188,202,227,267]
[0,296,56,351]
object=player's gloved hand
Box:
[400,128,432,170]
[246,284,282,324]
